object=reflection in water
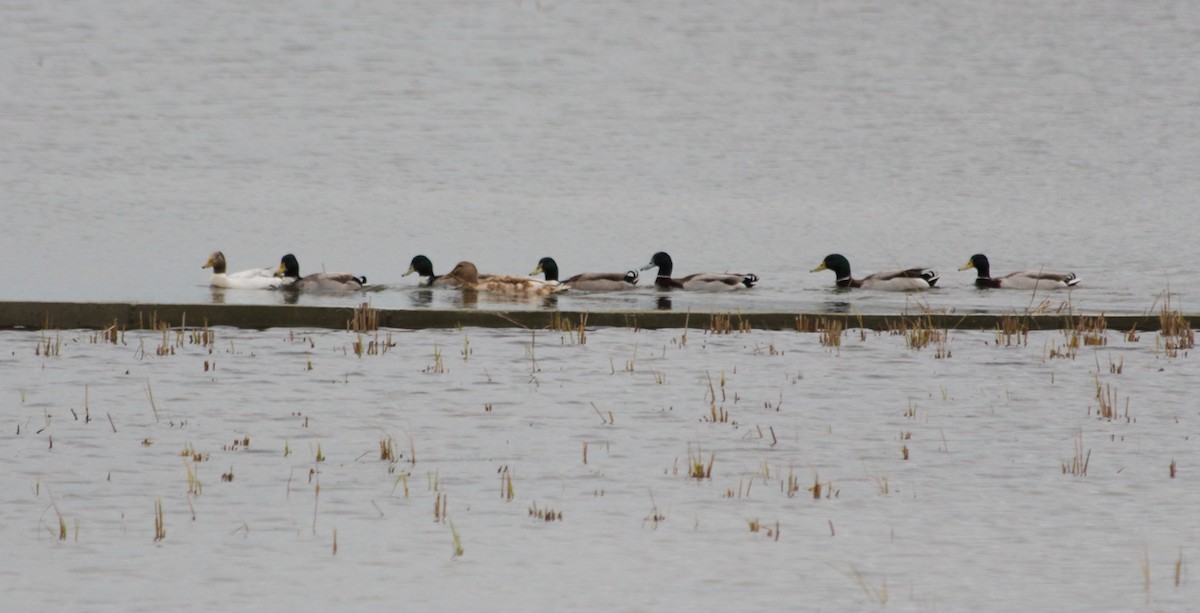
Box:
[209,288,226,304]
[280,288,300,305]
[656,296,672,311]
[409,289,433,308]
[821,300,852,314]
[427,288,566,310]
[459,289,479,308]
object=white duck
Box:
[203,251,292,289]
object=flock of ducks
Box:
[809,253,1080,291]
[203,250,1080,295]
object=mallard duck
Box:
[274,254,366,291]
[446,261,565,296]
[531,257,638,291]
[403,255,459,287]
[638,252,758,291]
[203,251,292,289]
[810,254,938,291]
[960,254,1079,289]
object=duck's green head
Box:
[640,251,673,273]
[405,255,434,277]
[811,254,851,278]
[960,254,990,276]
[276,254,300,278]
[531,257,558,280]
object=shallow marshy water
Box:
[1,323,1196,611]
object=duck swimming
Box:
[404,255,464,287]
[960,254,1079,289]
[445,261,564,296]
[810,254,938,291]
[274,254,366,291]
[639,252,758,291]
[203,251,292,290]
[531,257,638,291]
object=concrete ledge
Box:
[0,301,1194,332]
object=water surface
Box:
[2,0,1197,314]
[2,2,1198,610]
[1,324,1196,610]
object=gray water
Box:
[2,324,1197,611]
[3,2,1200,611]
[3,0,1197,314]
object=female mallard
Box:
[203,251,292,289]
[446,261,564,296]
[274,254,366,291]
[403,255,467,287]
[960,254,1079,289]
[639,252,758,291]
[531,257,638,291]
[811,254,938,291]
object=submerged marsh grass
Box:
[892,315,951,357]
[349,302,379,333]
[1155,292,1195,357]
[2,318,1196,611]
[818,318,844,353]
[995,315,1029,347]
[1062,429,1091,477]
[7,0,1200,605]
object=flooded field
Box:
[5,0,1198,608]
[2,321,1196,611]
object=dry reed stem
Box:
[529,502,563,522]
[687,445,714,480]
[994,314,1029,347]
[1156,292,1194,357]
[818,318,844,352]
[1175,550,1184,588]
[349,302,379,332]
[449,521,464,557]
[153,498,165,542]
[1062,429,1090,477]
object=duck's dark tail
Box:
[1064,273,1079,287]
[742,274,760,288]
[921,270,939,287]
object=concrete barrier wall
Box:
[0,301,1193,332]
